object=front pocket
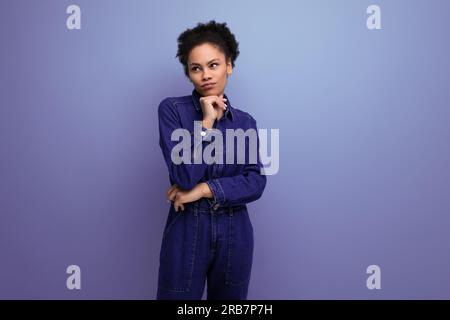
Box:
[225,209,254,286]
[158,211,199,292]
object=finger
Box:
[216,96,227,110]
[201,97,215,110]
[167,185,176,197]
[170,186,181,198]
[174,193,186,212]
[167,189,174,200]
[168,190,178,202]
[167,188,174,200]
[222,98,228,109]
[175,200,184,213]
[209,96,223,110]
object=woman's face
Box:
[187,42,233,97]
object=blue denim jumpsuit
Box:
[156,89,267,300]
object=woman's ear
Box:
[227,68,233,77]
[226,58,233,77]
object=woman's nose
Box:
[202,72,212,80]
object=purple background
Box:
[1,0,449,299]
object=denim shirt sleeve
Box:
[158,98,211,190]
[206,117,267,208]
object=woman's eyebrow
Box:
[189,58,220,66]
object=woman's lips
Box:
[202,83,216,89]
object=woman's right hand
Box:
[199,95,227,127]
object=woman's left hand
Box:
[167,183,209,212]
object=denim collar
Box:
[192,88,234,122]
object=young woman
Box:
[156,20,267,300]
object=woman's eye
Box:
[210,63,219,68]
[191,67,200,72]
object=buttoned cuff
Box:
[206,179,226,209]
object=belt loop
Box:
[229,207,233,217]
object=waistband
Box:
[182,198,246,214]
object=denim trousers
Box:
[156,198,254,300]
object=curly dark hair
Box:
[175,20,240,78]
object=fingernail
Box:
[223,98,227,101]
